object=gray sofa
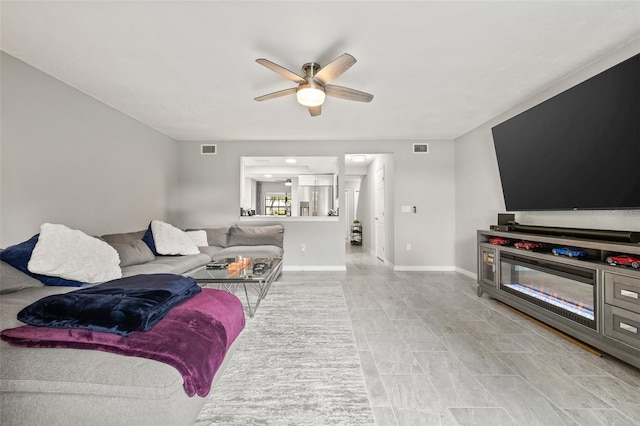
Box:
[195,225,286,262]
[101,224,285,277]
[0,224,284,426]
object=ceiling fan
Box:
[254,53,373,117]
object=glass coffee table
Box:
[186,257,282,318]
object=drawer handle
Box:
[620,289,639,299]
[619,322,638,334]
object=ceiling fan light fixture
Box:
[296,84,326,107]
[255,54,373,116]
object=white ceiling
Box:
[2,1,639,142]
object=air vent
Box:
[201,144,217,155]
[413,143,429,154]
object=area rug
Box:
[193,281,375,425]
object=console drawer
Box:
[604,271,640,315]
[604,305,640,350]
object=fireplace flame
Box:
[503,282,594,321]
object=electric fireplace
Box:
[500,253,597,330]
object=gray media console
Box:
[477,229,640,369]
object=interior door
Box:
[375,166,385,261]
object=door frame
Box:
[375,166,385,261]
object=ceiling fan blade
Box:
[325,84,373,102]
[254,87,297,102]
[313,53,356,85]
[256,59,306,84]
[308,105,322,117]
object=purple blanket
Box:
[1,288,245,397]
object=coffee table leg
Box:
[243,284,255,318]
[210,280,271,319]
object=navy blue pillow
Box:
[142,224,158,256]
[0,235,85,287]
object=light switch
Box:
[401,205,411,213]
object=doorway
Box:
[343,182,361,239]
[344,153,390,263]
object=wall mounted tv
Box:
[492,53,639,211]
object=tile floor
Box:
[295,243,640,425]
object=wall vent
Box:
[201,144,217,155]
[413,143,429,154]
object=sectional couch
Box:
[101,224,285,277]
[0,223,284,426]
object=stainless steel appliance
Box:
[298,174,334,216]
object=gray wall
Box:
[394,142,455,270]
[0,52,178,246]
[172,140,456,270]
[454,40,640,277]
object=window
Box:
[264,193,291,216]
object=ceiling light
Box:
[285,158,297,164]
[350,155,367,162]
[264,174,272,178]
[284,179,292,186]
[296,84,326,107]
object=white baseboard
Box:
[455,267,477,280]
[283,266,347,272]
[393,266,456,272]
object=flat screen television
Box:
[492,53,639,211]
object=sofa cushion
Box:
[212,245,284,261]
[0,235,85,287]
[120,263,174,278]
[109,240,155,267]
[100,230,146,245]
[27,223,122,284]
[227,225,284,248]
[198,246,224,259]
[149,220,199,256]
[186,230,208,247]
[198,227,229,248]
[0,260,44,294]
[0,284,203,421]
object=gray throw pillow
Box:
[101,230,147,245]
[0,260,44,294]
[109,240,155,267]
[227,225,284,248]
[196,227,229,248]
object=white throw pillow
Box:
[27,223,122,283]
[151,220,200,255]
[186,230,208,247]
